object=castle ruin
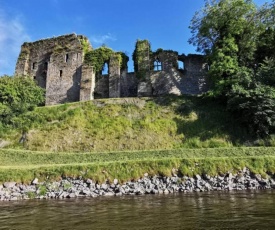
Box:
[15,34,208,105]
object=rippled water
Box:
[0,190,274,229]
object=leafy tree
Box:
[227,69,275,137]
[255,1,275,62]
[0,76,45,129]
[189,0,262,94]
[189,0,275,137]
[256,58,275,87]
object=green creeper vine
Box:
[132,40,153,80]
[84,46,128,74]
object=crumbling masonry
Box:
[15,34,209,105]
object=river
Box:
[0,190,274,229]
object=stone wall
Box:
[80,65,95,101]
[15,34,209,105]
[109,54,121,98]
[94,75,109,99]
[15,34,93,105]
[120,72,138,97]
[181,54,209,94]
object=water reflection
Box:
[0,190,274,229]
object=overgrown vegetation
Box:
[78,36,91,55]
[2,95,274,152]
[189,0,275,137]
[84,46,129,74]
[132,39,152,79]
[0,76,45,136]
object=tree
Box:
[188,0,275,137]
[227,70,275,137]
[0,76,45,128]
[256,58,275,87]
[189,0,261,94]
[255,1,275,62]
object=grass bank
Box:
[1,147,275,183]
[3,95,270,152]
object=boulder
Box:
[3,182,16,189]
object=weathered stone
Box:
[15,34,208,106]
[32,178,39,185]
[113,179,118,185]
[3,182,16,189]
[86,179,93,184]
[195,175,201,180]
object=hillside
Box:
[1,95,261,152]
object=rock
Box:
[102,184,109,191]
[68,193,76,198]
[3,182,16,189]
[253,174,262,181]
[32,178,39,185]
[105,192,115,196]
[86,179,93,184]
[195,175,201,180]
[202,174,211,180]
[113,179,118,185]
[144,173,149,177]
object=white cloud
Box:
[0,10,30,76]
[89,33,117,46]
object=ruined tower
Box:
[15,34,95,105]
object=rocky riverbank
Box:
[1,167,275,201]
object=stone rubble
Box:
[0,168,275,201]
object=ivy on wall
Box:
[84,46,129,74]
[132,40,153,80]
[79,36,91,55]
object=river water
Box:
[0,190,274,229]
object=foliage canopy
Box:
[189,0,275,137]
[0,76,45,130]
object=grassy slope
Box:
[3,96,255,152]
[1,147,275,183]
[1,95,275,183]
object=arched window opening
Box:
[60,70,63,77]
[154,58,162,71]
[178,60,184,70]
[102,62,109,75]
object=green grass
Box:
[0,147,275,183]
[1,95,260,152]
[1,96,274,183]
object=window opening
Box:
[154,58,162,71]
[60,70,63,77]
[32,62,37,70]
[178,60,184,70]
[33,76,36,80]
[44,62,48,70]
[102,62,109,75]
[65,54,69,63]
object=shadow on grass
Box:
[153,95,250,147]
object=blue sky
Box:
[0,0,271,75]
